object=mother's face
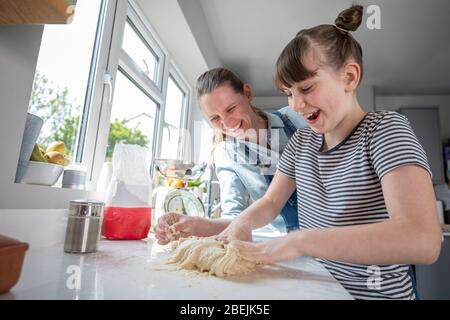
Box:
[198,84,256,140]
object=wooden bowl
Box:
[0,235,29,294]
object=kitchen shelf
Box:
[0,0,77,24]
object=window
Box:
[23,0,191,189]
[122,20,158,83]
[105,69,158,161]
[27,0,105,164]
[160,75,188,159]
[86,0,191,184]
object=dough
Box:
[166,225,180,241]
[166,236,257,277]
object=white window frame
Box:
[73,0,116,164]
[169,65,191,160]
[82,0,192,185]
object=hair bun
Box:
[335,4,363,32]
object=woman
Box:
[155,67,306,244]
[218,5,442,300]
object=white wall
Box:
[376,95,450,141]
[253,96,288,110]
[357,86,375,112]
[136,0,214,88]
[177,0,221,69]
[0,25,42,193]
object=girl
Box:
[219,5,442,300]
[155,68,307,244]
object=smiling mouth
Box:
[304,110,320,121]
[229,121,242,132]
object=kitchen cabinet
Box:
[415,233,450,300]
[0,0,77,24]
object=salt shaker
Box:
[64,200,105,253]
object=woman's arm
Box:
[155,212,232,244]
[234,165,442,265]
[215,165,251,219]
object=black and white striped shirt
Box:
[278,111,431,300]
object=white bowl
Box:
[21,161,64,186]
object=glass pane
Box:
[122,21,158,82]
[28,0,103,163]
[160,76,185,159]
[106,70,158,161]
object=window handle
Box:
[163,123,171,140]
[142,59,150,76]
[163,122,177,140]
[103,72,114,105]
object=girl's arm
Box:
[234,165,442,265]
[218,171,297,241]
[156,154,254,244]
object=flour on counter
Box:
[165,237,257,277]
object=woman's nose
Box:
[222,116,235,130]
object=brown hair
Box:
[196,67,245,99]
[196,67,267,146]
[274,4,364,90]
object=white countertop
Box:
[1,230,352,300]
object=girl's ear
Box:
[343,62,361,92]
[243,84,253,101]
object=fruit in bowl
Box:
[163,178,186,188]
[21,161,64,186]
[30,141,70,166]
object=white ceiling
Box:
[182,0,450,96]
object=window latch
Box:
[103,72,114,105]
[142,59,150,77]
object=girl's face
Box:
[283,52,353,135]
[199,84,259,140]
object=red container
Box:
[102,207,151,240]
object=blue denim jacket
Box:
[213,106,307,232]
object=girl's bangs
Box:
[274,36,317,91]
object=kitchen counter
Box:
[0,230,353,300]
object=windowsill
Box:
[1,181,105,210]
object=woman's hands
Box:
[155,213,232,245]
[155,212,199,245]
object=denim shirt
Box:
[213,106,307,232]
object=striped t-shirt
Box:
[278,111,431,300]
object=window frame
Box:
[82,0,192,185]
[4,0,193,209]
[161,64,191,160]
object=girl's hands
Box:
[230,234,303,264]
[215,220,253,243]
